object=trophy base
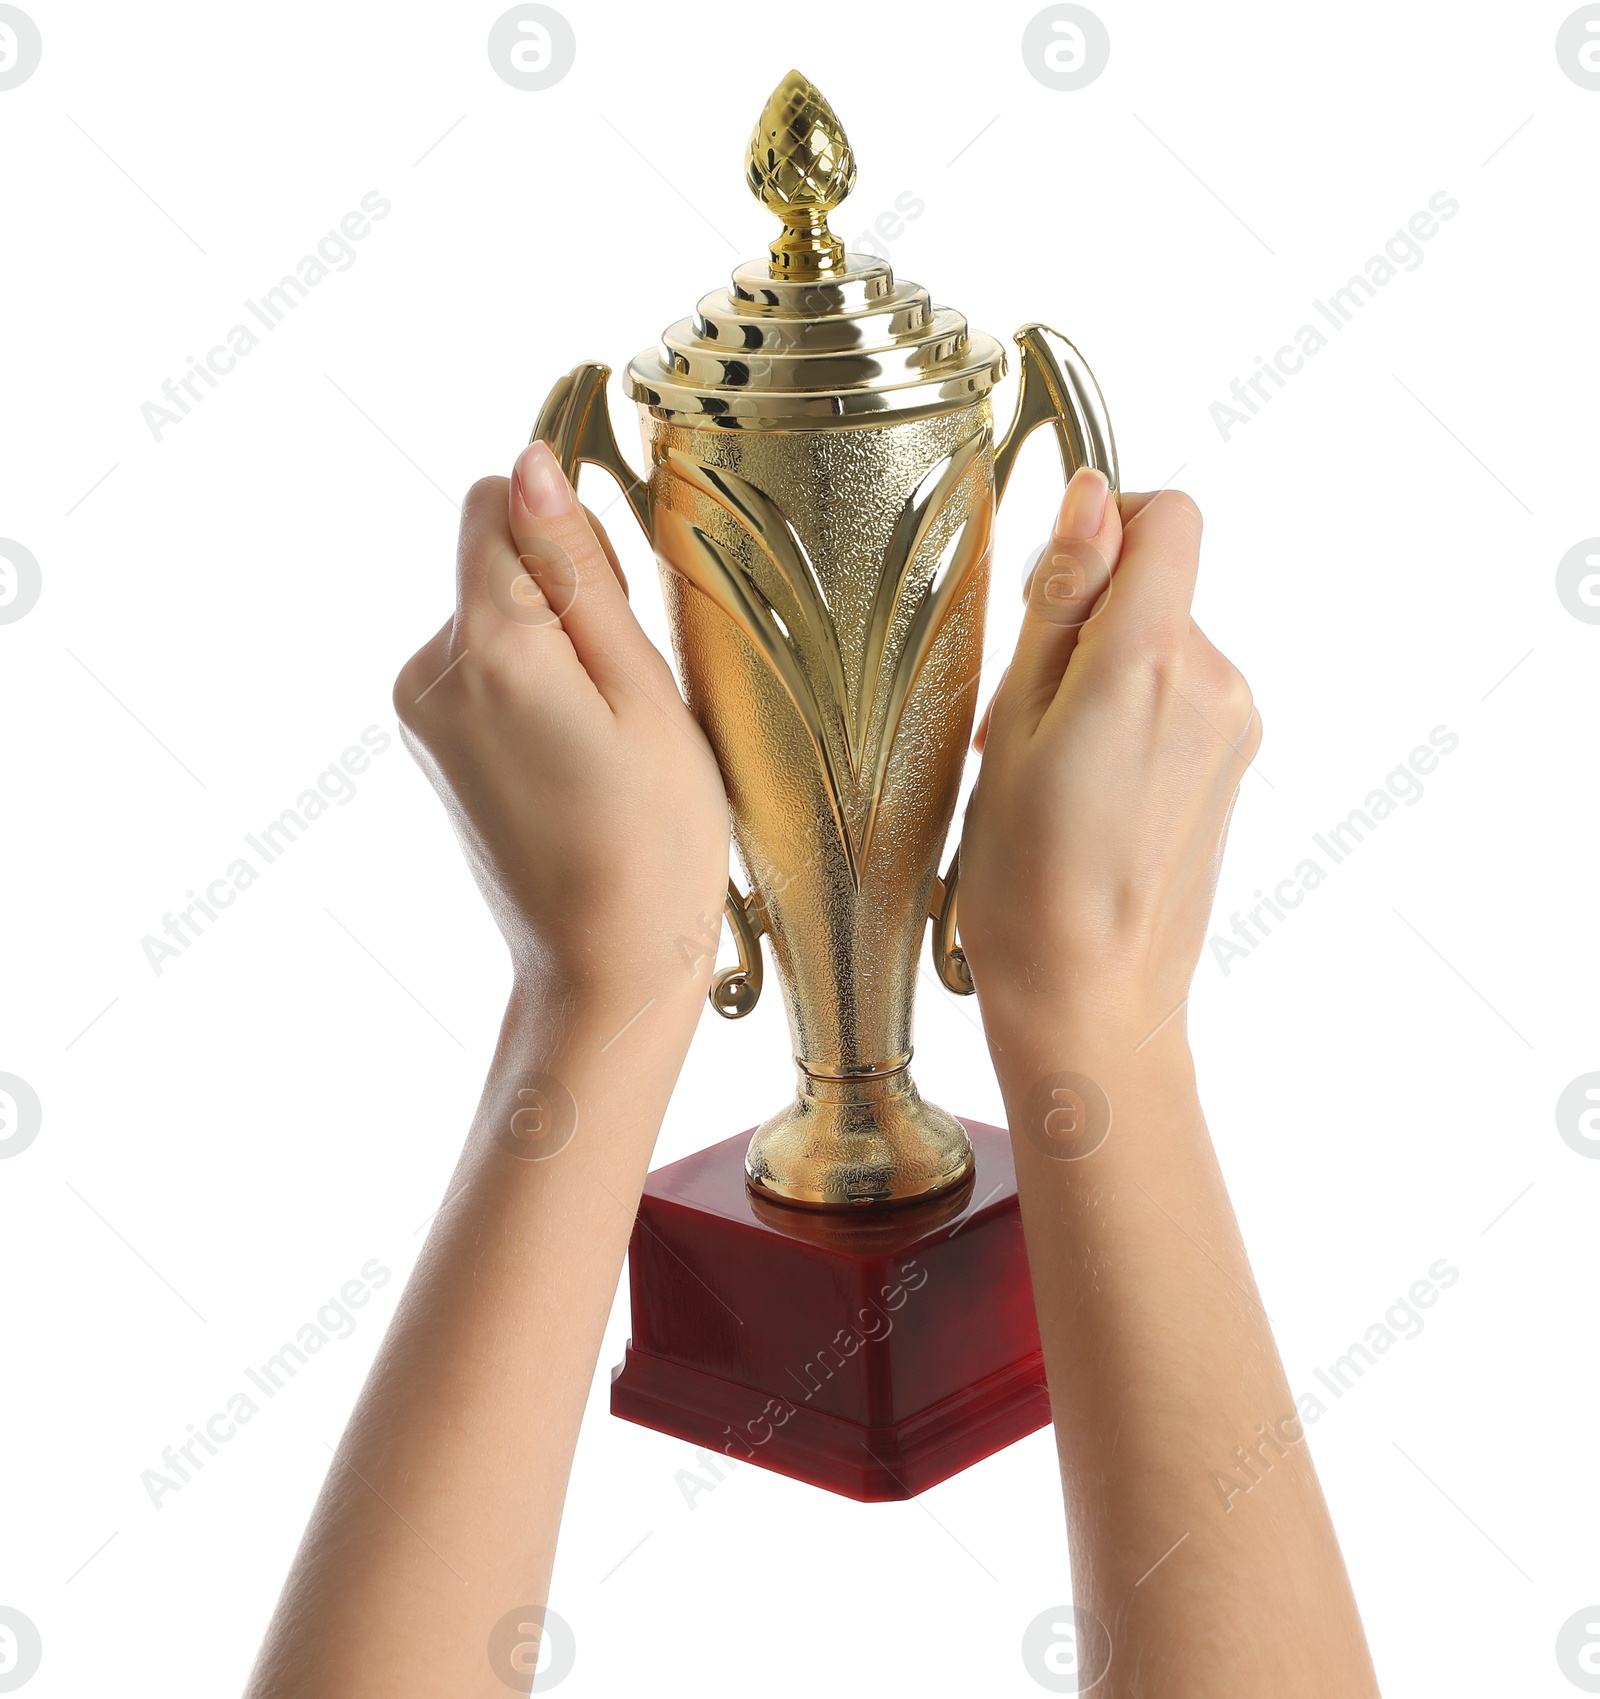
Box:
[610,1120,1050,1501]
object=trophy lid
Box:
[627,71,1006,428]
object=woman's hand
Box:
[959,474,1376,1697]
[247,445,730,1699]
[958,469,1261,1036]
[393,441,729,1024]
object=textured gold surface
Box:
[646,402,993,1206]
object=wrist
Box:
[507,959,708,1045]
[976,976,1192,1065]
[978,984,1200,1159]
[481,975,702,1152]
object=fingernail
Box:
[515,441,573,519]
[1055,468,1108,542]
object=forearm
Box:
[245,980,698,1699]
[988,999,1377,1698]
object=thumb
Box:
[507,441,656,699]
[998,467,1122,733]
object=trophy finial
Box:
[746,70,857,279]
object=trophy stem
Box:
[744,1062,973,1210]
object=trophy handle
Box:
[928,851,973,994]
[929,325,1120,996]
[992,323,1120,503]
[710,879,766,1018]
[531,363,771,1022]
[530,361,652,536]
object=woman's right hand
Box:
[392,440,729,1026]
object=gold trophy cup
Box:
[534,71,1117,1210]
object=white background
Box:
[2,1,1596,1694]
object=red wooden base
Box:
[610,1119,1049,1501]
